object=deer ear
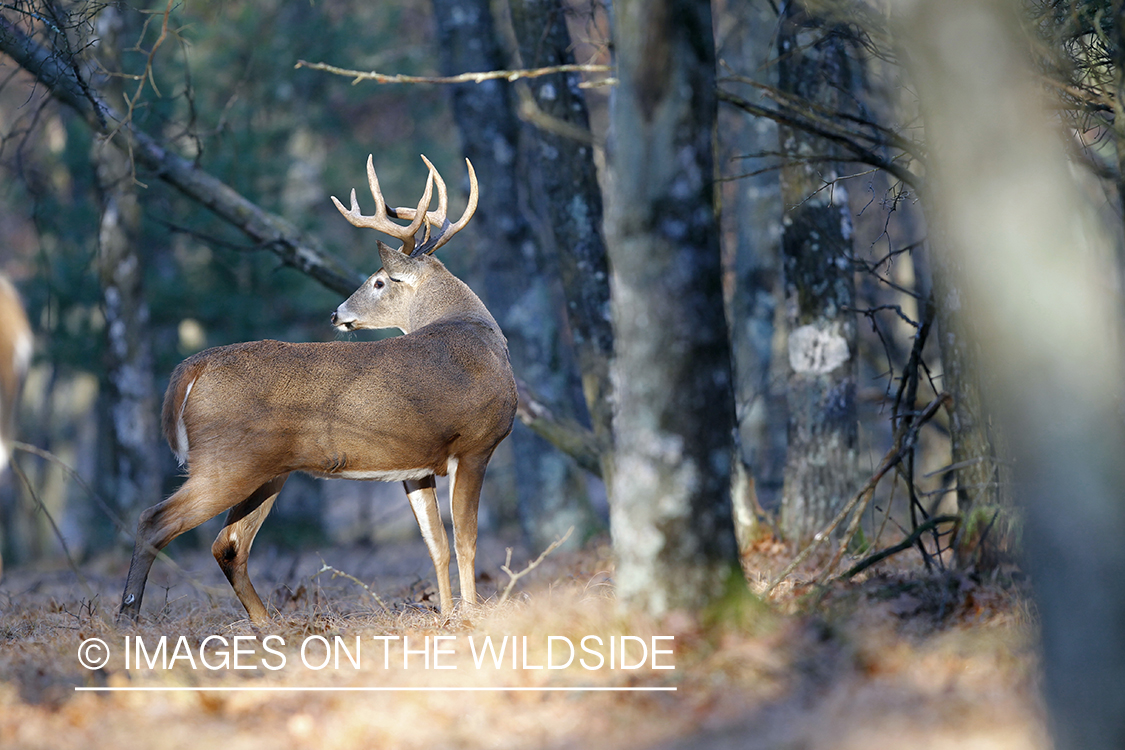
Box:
[378,240,422,282]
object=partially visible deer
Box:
[0,274,32,579]
[118,156,517,624]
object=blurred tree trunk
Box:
[92,4,161,540]
[927,241,1013,568]
[431,0,599,549]
[607,0,739,615]
[890,1,1125,746]
[776,3,859,544]
[716,0,788,543]
[508,0,615,489]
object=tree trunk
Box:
[776,3,859,544]
[891,1,1125,746]
[430,0,599,549]
[607,0,739,615]
[926,239,1013,569]
[508,0,616,488]
[92,3,161,539]
[717,0,788,542]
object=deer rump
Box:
[163,321,516,482]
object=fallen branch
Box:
[515,380,602,477]
[498,526,573,605]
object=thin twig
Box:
[314,561,389,612]
[9,455,95,601]
[838,515,960,580]
[498,527,573,605]
[765,393,952,596]
[11,441,222,598]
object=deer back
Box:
[162,256,516,481]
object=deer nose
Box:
[330,311,339,325]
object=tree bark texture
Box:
[891,1,1125,746]
[431,0,599,549]
[508,0,616,487]
[717,0,788,524]
[776,4,859,544]
[92,5,162,530]
[607,0,739,615]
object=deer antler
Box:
[331,154,435,256]
[386,156,479,256]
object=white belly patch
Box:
[331,468,435,482]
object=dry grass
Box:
[0,535,1048,750]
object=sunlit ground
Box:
[0,535,1047,750]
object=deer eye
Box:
[374,278,385,289]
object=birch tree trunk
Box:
[776,3,859,544]
[607,0,739,615]
[93,5,161,534]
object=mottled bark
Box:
[776,4,859,544]
[508,0,615,487]
[891,1,1125,746]
[431,0,598,548]
[92,4,161,530]
[717,0,787,527]
[607,0,739,615]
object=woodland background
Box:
[0,0,1123,748]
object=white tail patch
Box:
[172,378,195,466]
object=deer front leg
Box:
[404,476,453,613]
[449,456,487,611]
[212,474,289,625]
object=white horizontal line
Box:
[75,685,676,693]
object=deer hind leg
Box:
[449,455,488,610]
[118,469,277,623]
[404,475,453,614]
[212,473,289,625]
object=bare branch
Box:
[498,526,574,605]
[718,88,922,191]
[314,561,390,612]
[295,59,615,88]
[765,393,952,595]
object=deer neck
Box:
[403,272,500,336]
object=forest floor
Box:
[0,532,1047,750]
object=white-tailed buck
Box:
[118,156,517,624]
[0,273,32,579]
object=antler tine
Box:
[409,158,479,256]
[331,154,434,256]
[389,155,447,248]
